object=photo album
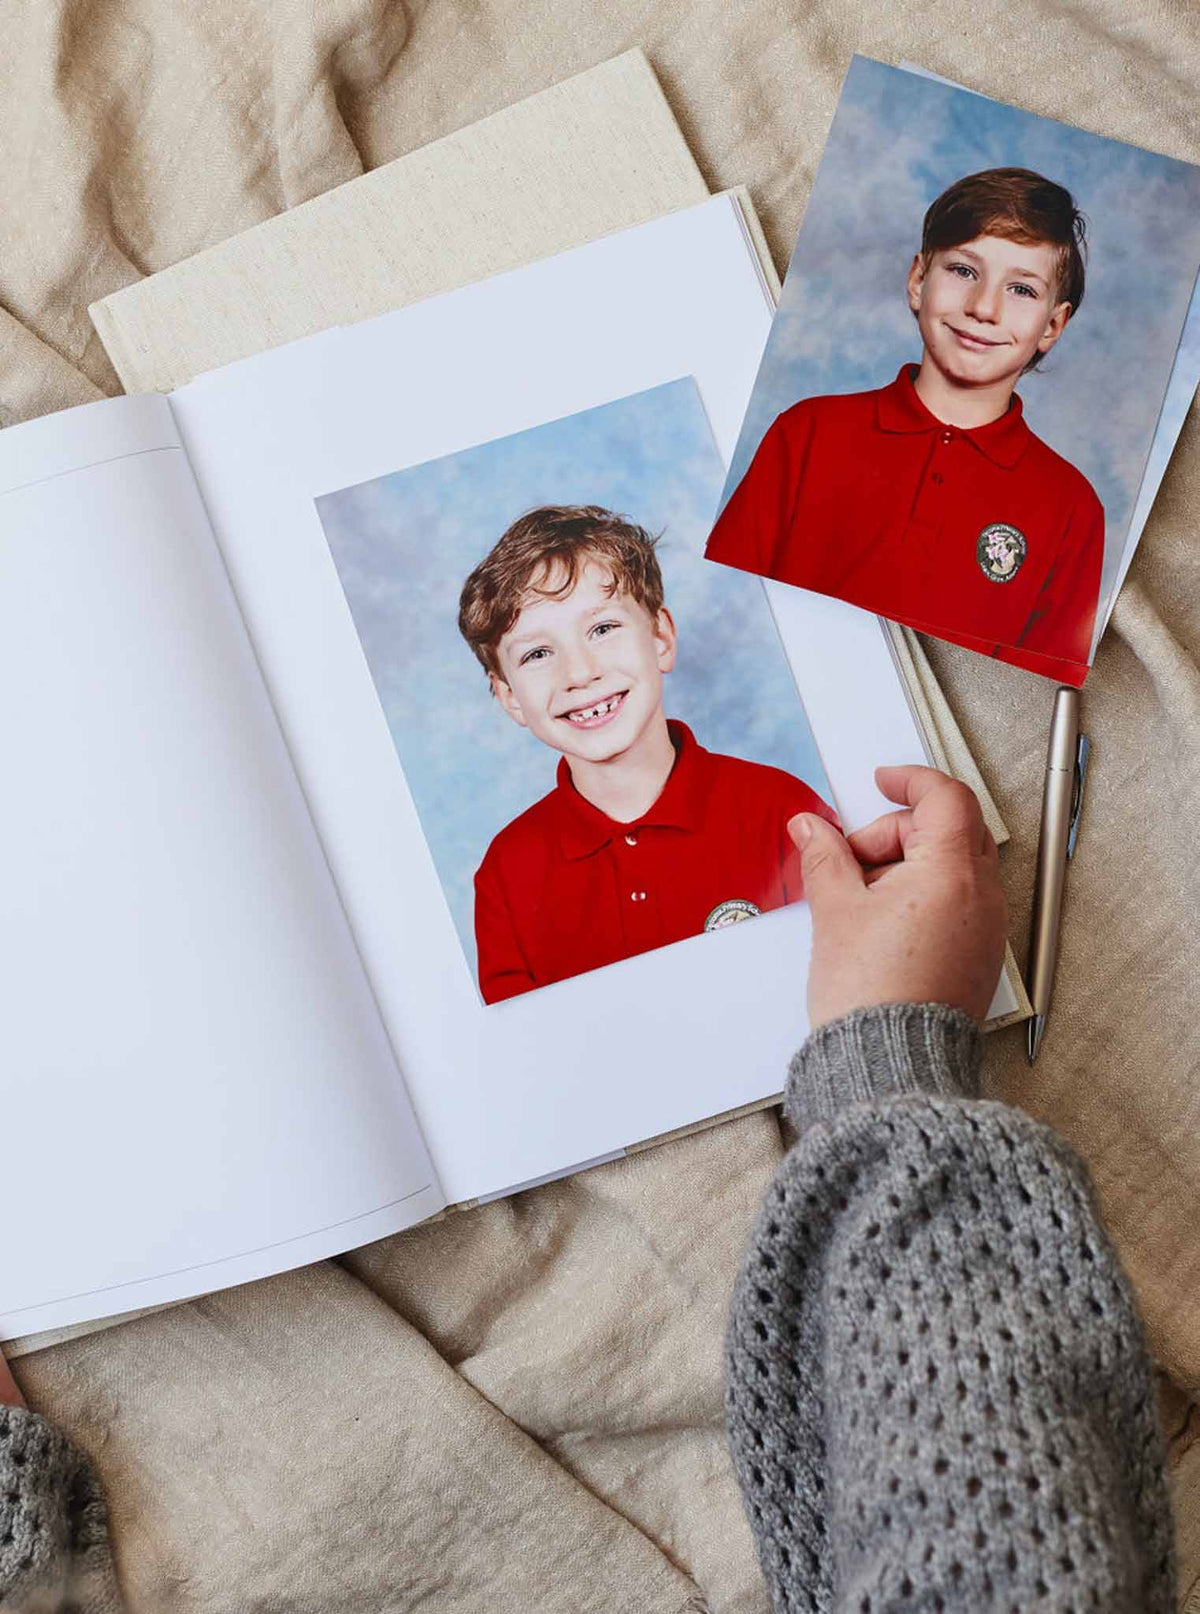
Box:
[0,193,952,1342]
[4,56,1191,1342]
[707,58,1200,686]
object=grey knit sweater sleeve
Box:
[725,1002,1176,1613]
[0,1403,123,1612]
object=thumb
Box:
[0,1350,25,1407]
[788,812,864,913]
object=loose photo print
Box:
[315,379,837,1006]
[707,56,1200,686]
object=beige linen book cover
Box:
[35,49,1027,1360]
[90,51,709,394]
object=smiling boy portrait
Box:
[458,505,837,1004]
[706,167,1106,683]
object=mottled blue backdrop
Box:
[724,57,1200,616]
[316,380,830,982]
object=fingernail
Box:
[790,813,813,848]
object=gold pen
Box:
[1026,686,1089,1063]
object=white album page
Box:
[0,396,442,1340]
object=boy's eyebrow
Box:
[505,597,627,643]
[504,624,551,651]
[1007,265,1050,287]
[948,243,1050,287]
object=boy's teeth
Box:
[568,695,619,723]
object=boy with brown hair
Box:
[705,168,1105,685]
[457,504,836,1004]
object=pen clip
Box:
[1066,733,1090,860]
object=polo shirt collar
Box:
[877,364,1029,469]
[553,720,708,860]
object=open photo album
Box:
[707,58,1200,686]
[1,193,1019,1343]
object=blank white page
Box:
[169,196,946,1205]
[0,397,442,1340]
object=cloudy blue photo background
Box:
[316,379,830,986]
[723,56,1200,618]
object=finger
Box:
[789,812,865,916]
[874,763,968,811]
[861,861,897,887]
[874,765,987,856]
[846,808,912,867]
[0,1352,25,1408]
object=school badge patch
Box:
[703,899,761,932]
[976,522,1027,583]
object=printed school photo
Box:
[315,378,836,1005]
[706,56,1200,686]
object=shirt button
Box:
[624,832,638,847]
[940,430,953,444]
[931,471,944,485]
[630,890,647,902]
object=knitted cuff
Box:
[785,1002,983,1131]
[0,1405,117,1613]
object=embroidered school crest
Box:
[703,899,761,932]
[976,522,1027,583]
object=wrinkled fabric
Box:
[4,2,1200,1610]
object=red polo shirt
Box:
[474,721,836,1004]
[705,366,1105,686]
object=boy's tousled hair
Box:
[458,504,665,680]
[920,168,1088,370]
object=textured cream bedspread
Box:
[5,3,1200,1609]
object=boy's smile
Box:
[492,559,677,790]
[908,234,1071,422]
[559,689,628,729]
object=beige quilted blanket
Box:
[5,3,1200,1609]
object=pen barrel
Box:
[1027,688,1080,1018]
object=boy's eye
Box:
[1009,282,1039,298]
[518,645,551,666]
[946,262,976,279]
[590,620,622,638]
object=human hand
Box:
[791,764,1008,1028]
[0,1347,25,1407]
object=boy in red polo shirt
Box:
[457,505,837,1004]
[705,168,1105,686]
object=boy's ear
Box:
[906,252,928,315]
[489,671,529,729]
[654,606,678,675]
[1037,300,1072,356]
